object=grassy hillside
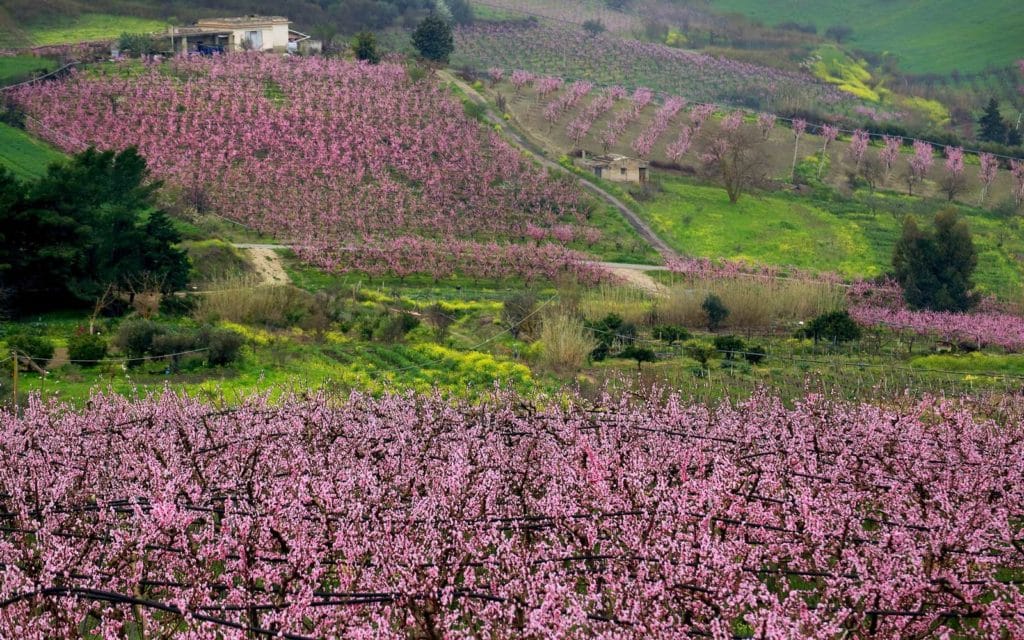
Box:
[27,14,167,46]
[638,175,1024,298]
[0,123,66,180]
[0,55,53,86]
[708,0,1023,75]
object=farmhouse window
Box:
[619,167,626,176]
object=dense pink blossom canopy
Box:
[12,54,603,282]
[1,389,1022,638]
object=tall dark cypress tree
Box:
[978,98,1008,144]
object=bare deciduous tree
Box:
[699,125,770,203]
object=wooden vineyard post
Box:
[11,350,17,412]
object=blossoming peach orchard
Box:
[11,55,606,283]
[2,390,1023,638]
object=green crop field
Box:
[0,123,66,180]
[637,175,1024,296]
[708,0,1023,74]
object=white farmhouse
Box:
[169,16,310,54]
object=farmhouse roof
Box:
[580,153,646,167]
[170,15,290,36]
[196,16,289,26]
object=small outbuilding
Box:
[168,16,311,54]
[578,153,648,184]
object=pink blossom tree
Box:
[905,140,934,195]
[940,146,966,201]
[978,152,999,206]
[846,128,870,172]
[880,135,902,184]
[816,124,839,179]
[790,118,806,182]
[756,112,776,140]
[1012,159,1024,208]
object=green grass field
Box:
[708,0,1023,74]
[637,175,1024,296]
[24,13,165,46]
[0,123,66,180]
[0,54,53,86]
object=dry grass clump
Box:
[540,312,597,372]
[656,276,845,330]
[578,284,656,327]
[194,276,316,328]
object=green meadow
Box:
[709,0,1023,74]
[0,123,67,180]
[637,175,1024,297]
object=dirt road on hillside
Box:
[436,70,679,261]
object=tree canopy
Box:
[0,148,189,314]
[411,15,455,63]
[892,209,978,312]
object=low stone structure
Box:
[578,153,648,184]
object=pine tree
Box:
[978,98,1008,144]
[411,15,454,63]
[892,210,977,312]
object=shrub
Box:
[67,333,107,366]
[743,345,767,365]
[7,333,55,367]
[151,332,200,371]
[799,310,862,345]
[683,340,716,366]
[586,314,637,355]
[701,294,729,332]
[113,319,164,361]
[198,327,244,366]
[713,335,745,360]
[375,313,420,342]
[425,303,456,341]
[652,325,690,344]
[160,294,198,318]
[184,240,252,284]
[540,313,596,372]
[503,291,540,339]
[617,345,656,370]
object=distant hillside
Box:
[708,0,1023,75]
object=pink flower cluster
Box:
[599,87,652,150]
[13,55,599,282]
[565,87,619,146]
[2,389,1022,638]
[630,95,686,158]
[296,236,609,284]
[542,79,593,123]
[849,304,1024,350]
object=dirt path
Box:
[437,70,679,261]
[604,266,666,295]
[240,246,290,286]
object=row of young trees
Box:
[519,73,1024,207]
[0,149,188,314]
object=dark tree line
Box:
[0,148,189,315]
